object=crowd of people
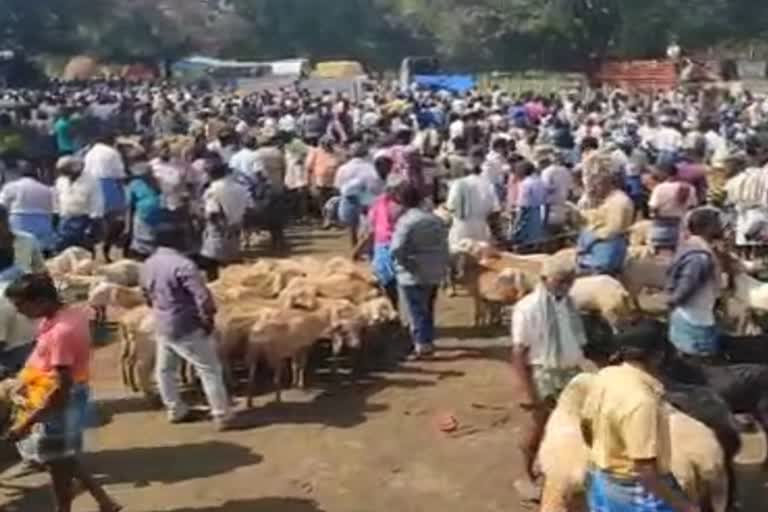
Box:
[0,78,767,512]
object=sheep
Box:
[245,308,322,406]
[620,247,672,311]
[730,271,768,333]
[628,219,653,247]
[539,373,730,512]
[320,257,377,285]
[283,272,380,305]
[118,306,157,400]
[88,282,145,311]
[93,259,143,287]
[46,247,93,276]
[215,306,276,389]
[278,278,321,310]
[215,265,286,299]
[465,267,535,327]
[569,275,636,330]
[245,303,348,406]
[358,297,399,327]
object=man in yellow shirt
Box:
[581,321,698,512]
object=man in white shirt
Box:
[0,166,55,252]
[0,206,46,274]
[481,138,510,202]
[83,134,127,261]
[53,156,104,254]
[229,136,264,177]
[445,146,501,252]
[334,144,382,246]
[150,143,188,212]
[653,117,684,154]
[510,257,586,497]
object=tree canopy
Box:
[1,0,767,70]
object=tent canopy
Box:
[413,74,475,94]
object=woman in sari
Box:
[577,153,635,276]
[5,274,121,512]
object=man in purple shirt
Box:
[140,222,233,429]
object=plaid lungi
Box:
[586,469,685,512]
[16,383,89,464]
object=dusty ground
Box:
[1,227,767,512]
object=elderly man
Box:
[52,157,104,254]
[510,256,587,500]
[577,154,635,276]
[581,321,698,512]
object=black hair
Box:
[491,138,507,152]
[516,160,537,178]
[0,245,14,271]
[581,136,599,152]
[687,208,721,238]
[615,319,668,362]
[401,184,423,209]
[5,273,59,304]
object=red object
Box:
[434,412,459,433]
[592,59,678,92]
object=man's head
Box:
[687,207,723,241]
[153,219,188,252]
[5,274,61,320]
[615,319,669,370]
[400,183,423,209]
[350,142,369,159]
[374,151,394,181]
[541,256,576,300]
[469,146,485,173]
[55,156,84,178]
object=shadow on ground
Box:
[230,375,437,430]
[0,441,263,511]
[164,497,328,512]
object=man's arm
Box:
[389,216,409,264]
[11,365,72,439]
[178,262,217,332]
[669,254,711,308]
[510,308,537,406]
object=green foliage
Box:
[1,0,766,69]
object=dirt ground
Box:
[1,227,767,512]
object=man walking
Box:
[140,222,233,430]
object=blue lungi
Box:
[100,177,127,215]
[338,195,362,228]
[372,243,396,287]
[509,205,545,246]
[649,217,682,250]
[17,384,90,464]
[577,230,628,276]
[587,469,685,512]
[55,215,95,252]
[10,212,55,251]
[669,309,720,357]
